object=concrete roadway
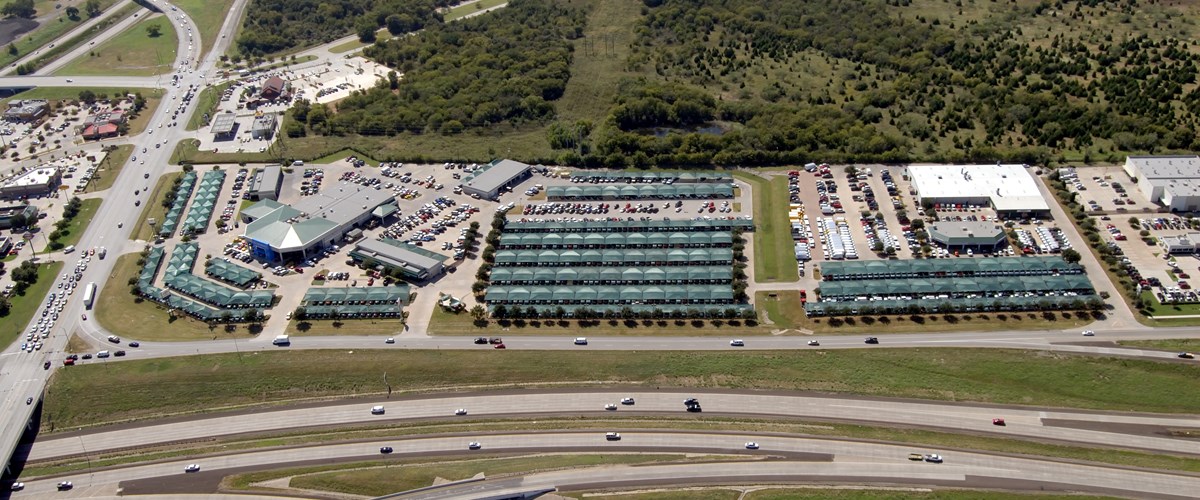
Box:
[11,431,1200,499]
[24,390,1200,462]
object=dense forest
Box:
[284,0,1200,166]
[236,0,450,56]
[285,0,583,137]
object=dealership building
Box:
[242,184,395,263]
[906,164,1049,217]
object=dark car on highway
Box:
[474,337,488,344]
[864,337,879,344]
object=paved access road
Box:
[26,390,1200,462]
[61,324,1200,366]
[11,431,1200,499]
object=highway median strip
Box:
[22,416,1200,480]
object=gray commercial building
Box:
[247,165,283,201]
[1123,156,1200,212]
[243,183,395,263]
[0,167,60,199]
[250,113,277,140]
[460,159,532,200]
[350,238,447,281]
[928,221,1008,251]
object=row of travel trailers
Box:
[818,217,859,260]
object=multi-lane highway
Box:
[12,431,1200,499]
[25,390,1200,462]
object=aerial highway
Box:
[11,431,1200,499]
[24,390,1200,462]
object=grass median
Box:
[41,347,1200,430]
[42,198,101,252]
[0,0,120,69]
[85,145,133,192]
[734,172,797,283]
[0,261,63,347]
[55,14,177,76]
[185,81,231,131]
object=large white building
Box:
[1123,156,1200,212]
[906,164,1049,217]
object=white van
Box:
[96,350,110,358]
[272,335,290,346]
[63,245,75,253]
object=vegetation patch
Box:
[234,0,446,59]
[288,454,697,496]
[86,144,133,192]
[186,81,232,131]
[42,347,1200,430]
[43,197,99,251]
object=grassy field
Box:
[290,455,687,496]
[1,86,161,104]
[173,0,238,59]
[86,145,132,192]
[327,29,392,54]
[94,253,261,341]
[131,171,180,241]
[445,0,510,22]
[286,318,406,336]
[41,347,1200,429]
[757,290,806,330]
[734,172,797,283]
[312,148,379,166]
[42,197,101,251]
[0,0,120,69]
[185,81,231,131]
[54,15,178,76]
[1119,339,1200,353]
[0,261,63,348]
[65,333,92,354]
[22,1,140,73]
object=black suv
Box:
[864,337,879,344]
[473,337,488,345]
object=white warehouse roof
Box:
[908,164,1049,212]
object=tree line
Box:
[235,0,451,56]
[285,0,584,137]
